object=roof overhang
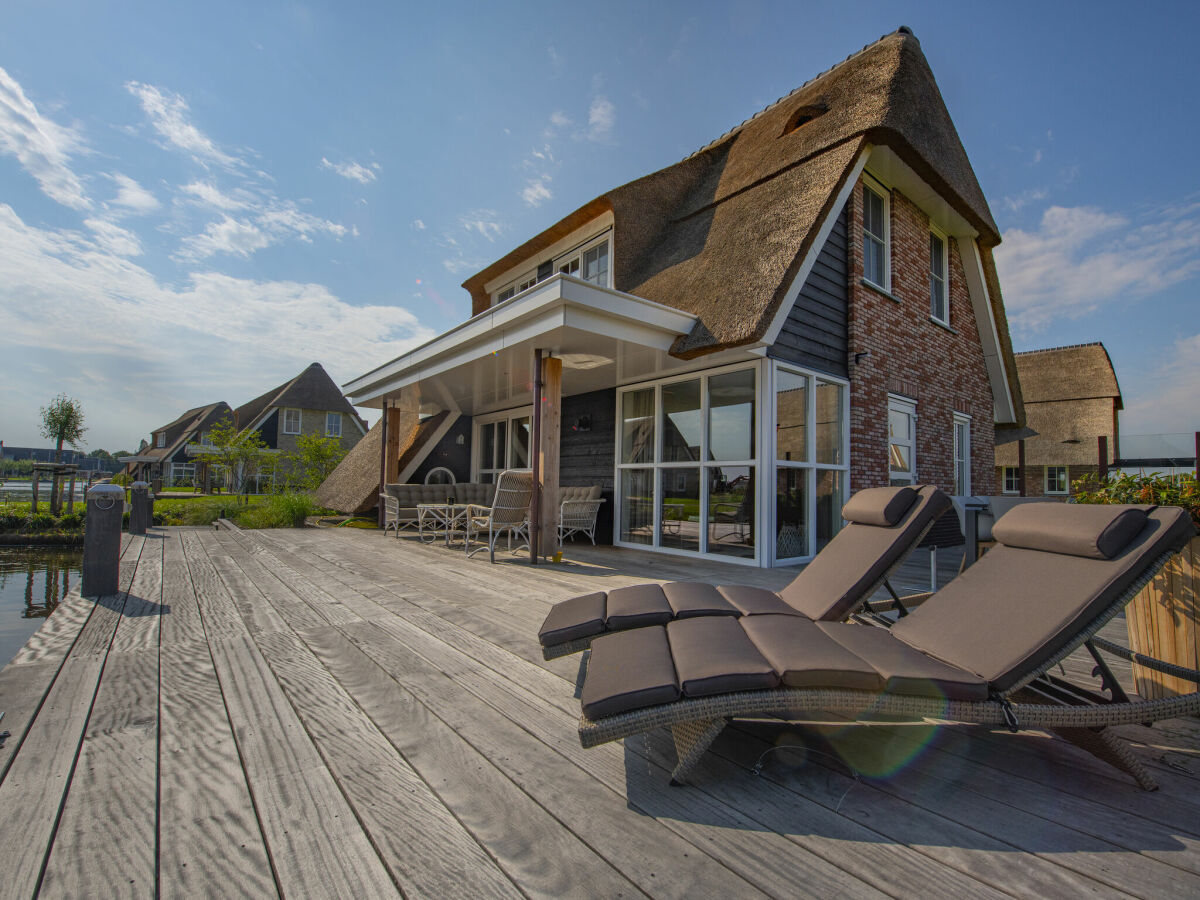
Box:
[344,274,752,416]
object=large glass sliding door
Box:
[616,365,758,562]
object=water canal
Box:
[0,547,82,667]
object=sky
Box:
[1,0,1198,453]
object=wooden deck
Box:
[0,526,1198,899]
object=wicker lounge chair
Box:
[538,485,951,660]
[465,469,533,563]
[575,502,1198,789]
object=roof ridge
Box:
[682,26,914,162]
[1015,342,1106,356]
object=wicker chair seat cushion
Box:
[778,485,950,619]
[581,615,990,719]
[892,506,1196,693]
[388,482,495,518]
[559,485,602,502]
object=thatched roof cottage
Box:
[342,27,1025,567]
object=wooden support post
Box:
[538,356,562,559]
[377,400,389,528]
[30,470,39,515]
[529,350,542,565]
[385,405,402,485]
[1098,435,1108,482]
[67,471,77,514]
[1017,439,1027,497]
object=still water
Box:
[0,547,82,668]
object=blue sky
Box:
[1,1,1198,452]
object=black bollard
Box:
[130,481,150,535]
[82,484,124,597]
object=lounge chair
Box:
[575,502,1198,789]
[538,485,951,660]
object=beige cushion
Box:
[779,485,950,620]
[893,506,1196,692]
[841,485,918,526]
[581,626,679,719]
[992,502,1152,560]
[667,617,779,697]
[560,485,602,502]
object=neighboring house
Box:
[994,343,1122,499]
[123,402,234,486]
[343,27,1024,567]
[235,363,367,488]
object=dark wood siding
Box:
[560,388,616,543]
[412,415,472,484]
[768,200,848,377]
[257,410,278,449]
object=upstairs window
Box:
[156,432,165,448]
[581,241,609,287]
[862,182,889,290]
[282,408,301,435]
[325,413,342,438]
[930,229,949,324]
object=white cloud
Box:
[84,218,142,257]
[1001,186,1047,214]
[549,110,571,130]
[521,174,553,207]
[442,256,482,275]
[320,156,378,184]
[125,81,240,168]
[587,96,615,142]
[459,210,504,242]
[0,66,90,209]
[412,219,426,230]
[1121,332,1200,434]
[179,180,251,211]
[176,215,271,260]
[0,202,433,447]
[107,173,159,214]
[994,204,1200,333]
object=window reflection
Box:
[662,380,701,462]
[709,466,753,558]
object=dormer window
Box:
[156,432,165,448]
[491,230,612,305]
[780,105,827,136]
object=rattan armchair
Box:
[465,469,533,563]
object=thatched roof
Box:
[462,27,1008,373]
[235,362,367,433]
[146,402,233,463]
[314,418,384,515]
[1013,343,1122,407]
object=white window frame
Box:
[472,406,533,482]
[930,226,950,326]
[952,412,971,496]
[887,395,917,486]
[614,361,764,566]
[491,230,613,306]
[861,175,890,291]
[325,412,342,438]
[1045,465,1069,495]
[156,432,166,448]
[1002,466,1020,494]
[282,408,301,435]
[769,362,851,565]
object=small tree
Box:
[190,417,271,505]
[39,394,87,514]
[280,432,348,492]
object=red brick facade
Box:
[846,175,996,495]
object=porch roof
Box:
[344,274,755,416]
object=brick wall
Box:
[994,463,1097,500]
[274,409,363,454]
[846,178,996,495]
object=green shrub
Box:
[57,511,83,530]
[1073,471,1200,527]
[111,473,133,487]
[0,512,24,531]
[29,513,55,531]
[233,492,318,528]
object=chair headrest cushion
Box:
[841,486,918,527]
[992,503,1155,559]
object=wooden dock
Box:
[0,526,1198,898]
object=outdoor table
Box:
[416,502,471,547]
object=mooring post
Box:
[30,470,39,515]
[130,480,150,535]
[67,470,77,514]
[82,483,124,597]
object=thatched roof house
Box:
[342,27,1025,565]
[235,362,367,449]
[996,343,1122,472]
[121,402,233,481]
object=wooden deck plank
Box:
[0,535,144,899]
[159,532,278,900]
[299,624,647,899]
[40,533,164,898]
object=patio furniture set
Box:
[380,471,605,562]
[539,485,1200,790]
